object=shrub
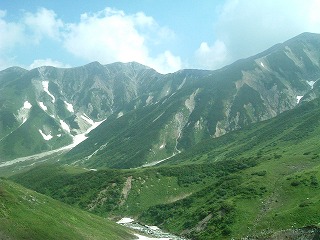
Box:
[310,175,319,187]
[291,180,300,186]
[251,170,267,176]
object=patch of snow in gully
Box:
[296,95,303,103]
[64,101,74,112]
[307,81,316,89]
[38,101,48,111]
[60,120,70,133]
[23,101,32,109]
[69,119,104,148]
[38,129,53,140]
[117,218,134,224]
[42,81,55,103]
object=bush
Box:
[291,180,300,186]
[310,175,319,187]
[251,170,267,176]
[221,226,232,235]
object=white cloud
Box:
[0,10,24,51]
[0,10,25,70]
[63,8,181,73]
[24,8,63,43]
[0,8,65,70]
[213,0,320,63]
[192,0,320,70]
[0,7,180,73]
[195,40,228,70]
[28,58,71,69]
[150,51,182,74]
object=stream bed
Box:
[117,218,187,240]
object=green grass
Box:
[11,138,320,239]
[0,178,135,240]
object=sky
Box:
[0,0,320,73]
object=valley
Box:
[1,32,320,239]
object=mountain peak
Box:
[107,61,152,70]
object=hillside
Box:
[166,96,320,166]
[0,178,135,240]
[11,97,320,239]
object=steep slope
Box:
[11,97,320,239]
[62,32,320,168]
[0,62,163,161]
[166,96,320,166]
[0,178,135,239]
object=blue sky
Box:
[1,0,319,73]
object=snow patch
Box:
[117,218,135,224]
[146,226,160,231]
[297,95,303,103]
[64,101,74,113]
[159,143,165,149]
[134,234,170,240]
[42,81,55,103]
[117,217,185,240]
[38,129,53,141]
[70,119,104,147]
[260,62,265,68]
[17,101,32,124]
[117,111,124,118]
[57,134,62,137]
[23,101,32,109]
[38,101,48,111]
[60,120,70,133]
[307,81,316,89]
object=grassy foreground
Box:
[0,178,135,240]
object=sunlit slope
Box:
[0,178,134,240]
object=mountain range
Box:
[1,32,320,169]
[1,32,320,239]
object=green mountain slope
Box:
[11,97,320,239]
[0,178,135,240]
